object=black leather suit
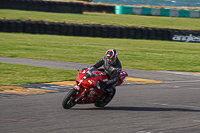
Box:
[92,56,122,92]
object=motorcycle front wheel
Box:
[94,88,116,107]
[62,88,77,109]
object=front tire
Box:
[94,88,116,107]
[62,88,77,109]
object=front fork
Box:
[74,85,106,103]
[75,89,87,103]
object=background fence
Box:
[0,0,115,14]
[1,0,200,16]
[0,0,84,14]
[1,19,200,43]
[115,6,200,18]
[0,0,199,43]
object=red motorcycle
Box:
[62,67,128,109]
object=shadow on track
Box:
[71,106,200,112]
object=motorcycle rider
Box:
[92,49,122,96]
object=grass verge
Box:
[0,32,200,72]
[0,62,77,86]
[0,9,200,30]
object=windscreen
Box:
[82,67,99,80]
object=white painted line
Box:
[158,70,200,77]
[148,102,200,109]
[164,80,200,84]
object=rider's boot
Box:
[103,87,113,103]
[106,87,113,95]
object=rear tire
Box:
[94,88,116,107]
[62,88,77,109]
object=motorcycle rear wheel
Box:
[62,88,77,109]
[94,88,116,107]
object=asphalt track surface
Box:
[1,57,200,133]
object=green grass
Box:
[0,9,200,86]
[0,62,77,86]
[1,32,200,73]
[0,9,200,30]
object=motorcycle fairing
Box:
[116,71,128,86]
[74,67,128,104]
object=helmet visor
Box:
[106,57,116,64]
[106,51,116,64]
